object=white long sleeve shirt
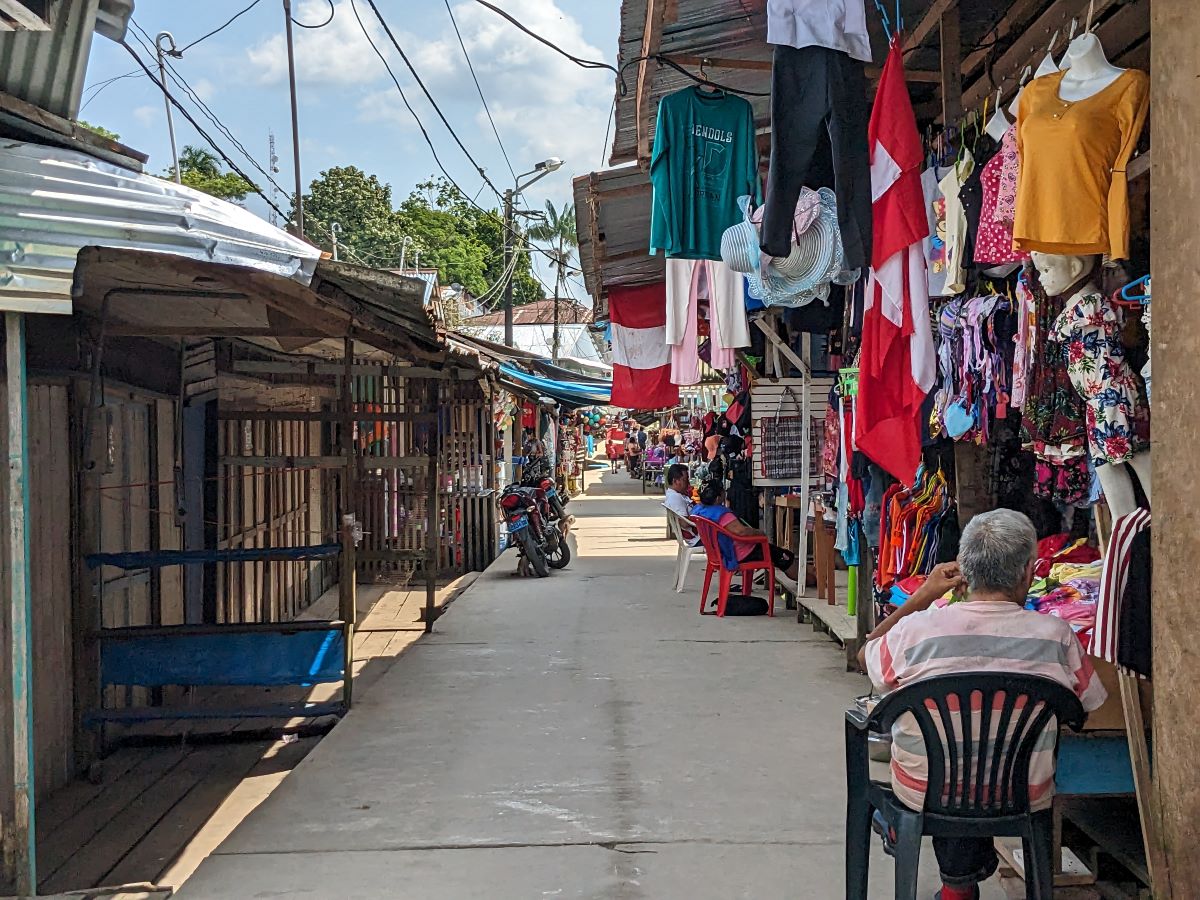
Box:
[767,0,873,63]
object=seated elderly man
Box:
[858,509,1107,900]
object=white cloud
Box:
[191,78,216,102]
[133,105,159,127]
[353,0,612,201]
[245,0,389,86]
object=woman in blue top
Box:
[691,481,800,584]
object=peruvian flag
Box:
[855,35,936,485]
[608,282,679,410]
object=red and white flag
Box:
[856,35,936,485]
[608,282,679,410]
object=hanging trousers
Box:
[665,258,749,385]
[762,45,871,270]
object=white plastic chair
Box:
[663,504,705,593]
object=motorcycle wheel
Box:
[546,534,571,569]
[520,530,550,577]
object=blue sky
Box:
[81,0,621,297]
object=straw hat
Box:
[749,188,844,307]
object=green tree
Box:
[527,200,579,359]
[300,168,544,308]
[166,146,256,203]
[300,165,407,263]
[77,120,119,141]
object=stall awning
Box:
[498,362,611,409]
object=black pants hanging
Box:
[762,45,871,271]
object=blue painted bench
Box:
[84,543,352,743]
[86,621,348,740]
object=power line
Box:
[117,37,359,263]
[443,0,516,183]
[359,0,500,199]
[290,0,335,29]
[180,0,266,52]
[81,69,142,110]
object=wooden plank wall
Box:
[750,376,836,488]
[0,382,80,811]
[356,372,426,585]
[217,401,333,623]
[436,380,494,576]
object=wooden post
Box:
[939,4,963,125]
[5,312,36,895]
[339,336,356,709]
[424,380,439,634]
[1150,1,1195,893]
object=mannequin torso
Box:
[1058,34,1126,101]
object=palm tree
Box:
[528,200,578,361]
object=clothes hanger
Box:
[873,0,893,42]
[1114,274,1151,307]
[985,87,1010,141]
[697,58,723,94]
[1007,65,1033,117]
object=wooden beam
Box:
[0,0,50,30]
[670,54,772,72]
[904,0,958,53]
[635,0,666,168]
[230,360,475,380]
[106,326,328,338]
[940,5,963,125]
[960,0,1045,79]
[752,317,810,378]
[4,312,37,895]
[960,0,1124,113]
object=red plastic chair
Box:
[689,516,775,617]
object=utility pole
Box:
[268,130,280,226]
[503,187,515,347]
[282,0,304,237]
[155,32,181,183]
[330,222,341,261]
[399,236,411,272]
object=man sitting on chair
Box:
[664,464,698,545]
[691,480,800,587]
[858,509,1108,900]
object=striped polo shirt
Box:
[864,600,1107,812]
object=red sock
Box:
[940,886,975,900]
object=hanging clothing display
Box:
[1094,508,1151,666]
[1050,292,1149,467]
[974,127,1029,266]
[761,44,871,269]
[766,0,872,63]
[1018,277,1090,505]
[920,165,951,297]
[991,125,1021,227]
[856,36,935,486]
[665,258,749,384]
[649,87,760,260]
[937,153,972,295]
[608,282,680,410]
[1118,527,1152,678]
[1013,69,1149,259]
[957,135,998,272]
[875,467,954,590]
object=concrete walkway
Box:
[177,469,1004,899]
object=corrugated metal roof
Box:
[0,0,132,119]
[0,138,320,314]
[573,164,661,312]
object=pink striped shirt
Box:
[864,600,1107,812]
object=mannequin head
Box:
[1029,252,1098,296]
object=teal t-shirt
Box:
[649,87,761,261]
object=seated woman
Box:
[690,481,800,586]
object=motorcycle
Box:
[519,470,574,535]
[500,482,571,576]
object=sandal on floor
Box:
[871,810,897,858]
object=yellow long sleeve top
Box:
[1013,68,1148,260]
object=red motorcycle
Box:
[500,482,571,577]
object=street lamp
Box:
[155,32,182,183]
[503,157,564,348]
